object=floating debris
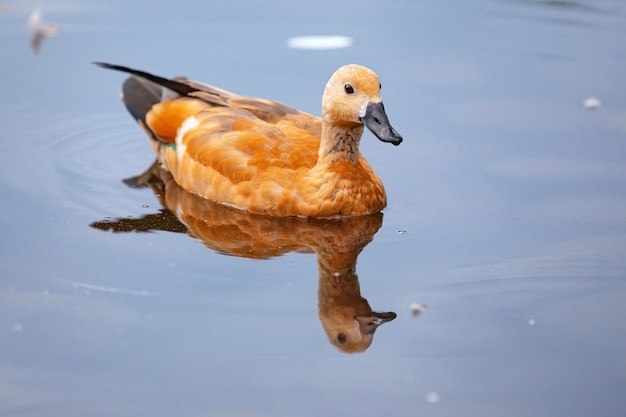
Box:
[411,302,427,318]
[28,7,62,54]
[398,230,407,235]
[582,97,601,110]
[286,35,353,50]
[425,392,440,403]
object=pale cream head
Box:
[322,64,382,126]
[321,64,403,146]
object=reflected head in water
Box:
[318,252,397,353]
[91,161,397,353]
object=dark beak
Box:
[361,101,403,146]
[356,311,397,334]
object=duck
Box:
[95,62,403,217]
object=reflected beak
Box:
[356,311,397,334]
[360,101,403,146]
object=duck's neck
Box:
[318,123,364,164]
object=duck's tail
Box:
[95,62,234,144]
[94,62,197,96]
[94,62,198,126]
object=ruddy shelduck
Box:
[96,62,403,217]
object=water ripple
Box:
[48,114,155,214]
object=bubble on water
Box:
[582,97,601,109]
[286,35,353,50]
[528,318,536,326]
[425,392,440,403]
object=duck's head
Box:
[320,309,398,354]
[322,64,403,146]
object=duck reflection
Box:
[91,162,396,353]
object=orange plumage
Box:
[96,63,402,217]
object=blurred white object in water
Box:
[411,302,427,317]
[425,392,440,403]
[582,97,601,109]
[28,7,62,54]
[287,35,353,50]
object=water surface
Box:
[1,0,625,416]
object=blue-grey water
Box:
[1,0,625,416]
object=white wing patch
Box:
[176,116,199,161]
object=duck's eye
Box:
[344,83,354,94]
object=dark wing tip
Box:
[93,61,115,69]
[94,62,198,97]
